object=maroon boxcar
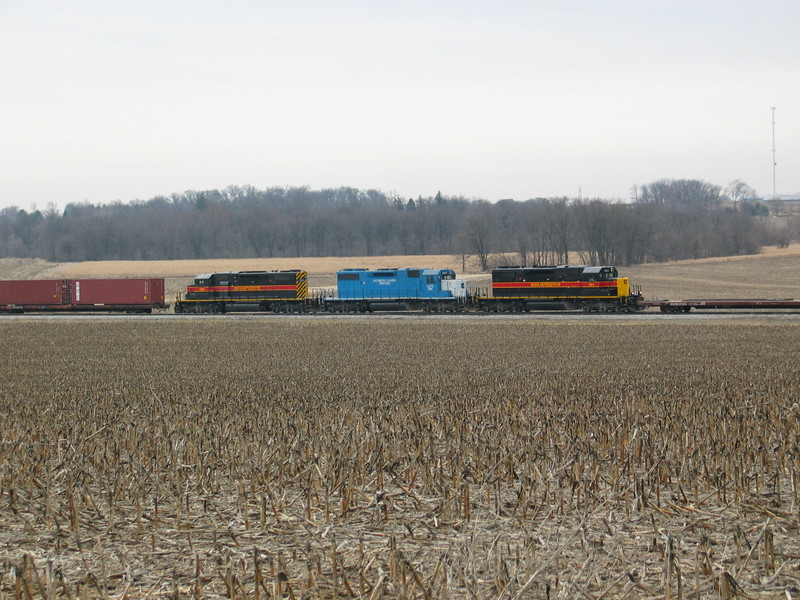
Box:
[0,278,166,313]
[0,279,69,307]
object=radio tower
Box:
[771,106,777,198]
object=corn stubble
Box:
[1,319,799,599]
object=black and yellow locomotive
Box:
[476,265,642,312]
[174,270,309,313]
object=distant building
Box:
[762,194,800,217]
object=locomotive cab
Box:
[582,266,618,282]
[185,274,216,300]
[436,269,467,298]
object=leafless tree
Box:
[772,217,795,248]
[724,180,757,211]
[464,204,495,271]
[638,179,722,209]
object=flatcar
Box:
[0,278,166,313]
[475,265,642,312]
[174,270,309,313]
[325,267,467,312]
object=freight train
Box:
[0,266,641,314]
[8,263,796,315]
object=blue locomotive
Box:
[325,267,467,312]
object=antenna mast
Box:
[771,106,777,198]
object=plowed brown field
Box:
[1,318,799,598]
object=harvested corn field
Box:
[1,318,799,599]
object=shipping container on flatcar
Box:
[0,279,69,310]
[0,279,69,311]
[0,278,166,313]
[71,278,166,311]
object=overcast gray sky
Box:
[1,1,798,210]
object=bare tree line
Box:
[0,180,785,267]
